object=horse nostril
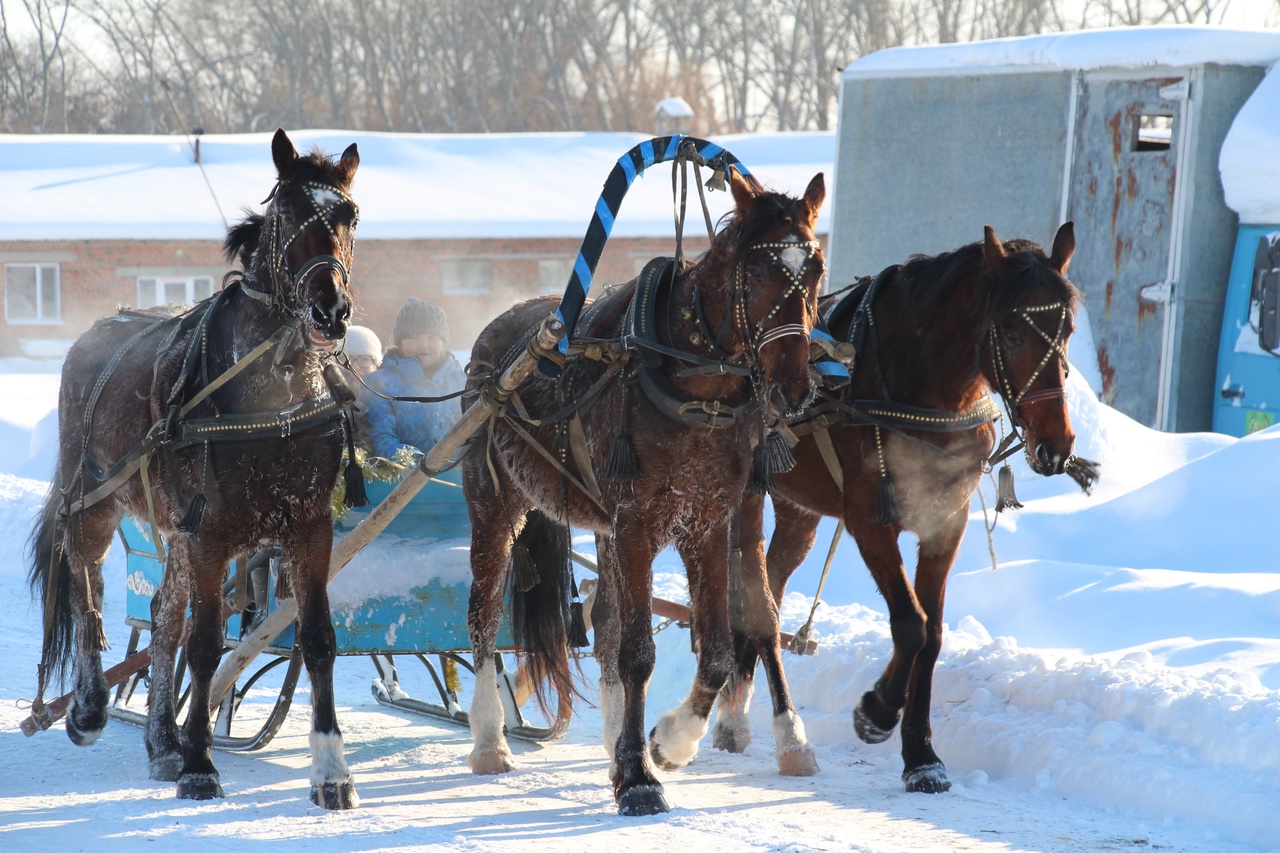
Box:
[310,303,329,329]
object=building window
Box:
[5,263,61,323]
[538,258,575,295]
[137,276,214,309]
[440,260,491,294]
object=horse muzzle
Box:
[1031,436,1075,476]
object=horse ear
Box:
[337,143,360,184]
[729,166,757,213]
[983,225,1008,276]
[801,172,825,227]
[1050,221,1076,275]
[272,128,298,176]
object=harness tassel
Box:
[85,609,110,652]
[765,429,797,474]
[342,413,368,509]
[995,464,1023,512]
[511,542,540,594]
[602,433,640,480]
[748,442,774,495]
[568,601,590,648]
[874,475,900,525]
[176,494,206,537]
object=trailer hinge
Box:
[1139,279,1175,304]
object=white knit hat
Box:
[344,325,382,363]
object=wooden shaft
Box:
[209,314,566,706]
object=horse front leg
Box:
[610,511,668,815]
[847,512,926,750]
[289,516,357,809]
[174,538,229,801]
[898,512,967,794]
[649,518,734,773]
[145,538,191,781]
[464,478,521,776]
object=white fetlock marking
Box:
[652,696,709,769]
[309,730,351,786]
[772,708,811,755]
[600,681,624,768]
[469,659,511,759]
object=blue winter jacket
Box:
[364,350,467,459]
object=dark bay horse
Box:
[713,223,1091,794]
[462,169,827,815]
[28,130,363,809]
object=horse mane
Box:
[896,239,1081,332]
[706,186,813,272]
[224,213,263,269]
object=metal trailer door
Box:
[1067,71,1188,429]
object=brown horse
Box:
[713,223,1090,795]
[461,169,827,815]
[28,130,363,809]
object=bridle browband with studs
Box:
[243,181,359,313]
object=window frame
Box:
[4,262,62,324]
[439,259,493,295]
[135,275,215,309]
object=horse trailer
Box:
[829,26,1280,433]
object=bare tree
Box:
[1,0,74,132]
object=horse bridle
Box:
[989,300,1071,426]
[734,239,824,359]
[245,181,360,311]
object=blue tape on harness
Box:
[620,153,637,185]
[640,139,655,169]
[595,197,615,235]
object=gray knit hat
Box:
[393,298,449,346]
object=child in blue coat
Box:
[365,299,466,459]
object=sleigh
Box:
[106,466,576,749]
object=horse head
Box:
[982,222,1081,476]
[724,168,827,417]
[248,128,360,348]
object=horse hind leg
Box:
[144,541,192,781]
[57,506,116,747]
[464,494,521,776]
[171,538,229,801]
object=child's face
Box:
[401,334,446,361]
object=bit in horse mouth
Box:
[306,325,338,351]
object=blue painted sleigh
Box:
[110,467,573,749]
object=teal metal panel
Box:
[1213,225,1280,436]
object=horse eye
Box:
[1003,324,1023,346]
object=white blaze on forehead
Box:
[778,235,808,276]
[309,186,341,207]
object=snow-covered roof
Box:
[844,26,1280,78]
[1221,61,1280,224]
[0,130,834,242]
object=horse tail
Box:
[27,485,74,685]
[509,508,577,715]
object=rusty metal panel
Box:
[1068,74,1183,427]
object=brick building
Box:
[1,130,833,357]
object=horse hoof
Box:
[149,753,183,782]
[617,784,671,816]
[468,748,513,775]
[311,778,359,810]
[777,745,820,777]
[903,762,951,794]
[853,696,895,745]
[176,772,224,800]
[648,722,697,771]
[65,700,107,746]
[711,722,750,754]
